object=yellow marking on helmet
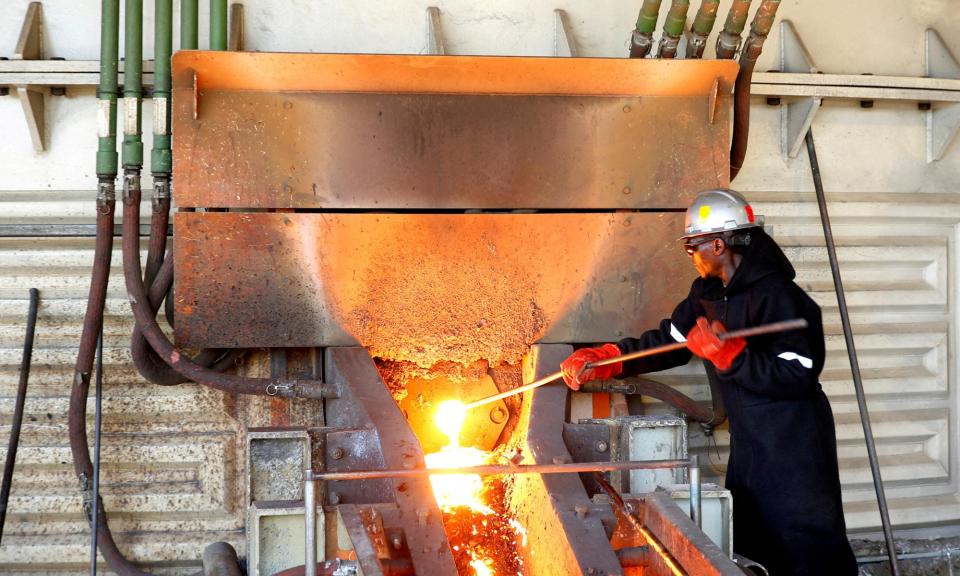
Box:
[698,205,711,222]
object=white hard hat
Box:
[681,188,763,240]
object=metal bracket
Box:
[553,9,577,57]
[14,1,45,152]
[425,7,445,55]
[778,20,820,159]
[925,29,960,162]
[228,3,245,52]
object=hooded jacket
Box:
[616,229,857,576]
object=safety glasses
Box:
[683,236,714,256]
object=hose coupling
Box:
[153,176,171,205]
[96,181,116,214]
[266,379,336,400]
[122,170,141,205]
[78,473,95,520]
[629,30,653,59]
[716,32,742,59]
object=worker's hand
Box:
[686,317,746,372]
[560,344,623,391]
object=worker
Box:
[561,189,857,576]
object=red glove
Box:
[560,344,623,391]
[686,317,746,372]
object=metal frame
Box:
[755,21,960,161]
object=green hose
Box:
[181,0,198,49]
[96,0,119,178]
[151,0,172,175]
[662,0,690,38]
[692,0,720,36]
[634,0,663,34]
[121,0,142,168]
[210,0,227,50]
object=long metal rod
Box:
[0,288,39,545]
[805,129,899,576]
[304,470,316,576]
[310,458,692,482]
[90,329,104,576]
[463,318,807,411]
[688,454,701,528]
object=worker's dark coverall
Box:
[616,229,858,576]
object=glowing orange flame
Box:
[425,400,493,515]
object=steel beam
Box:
[510,344,623,576]
[323,347,457,575]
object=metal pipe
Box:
[210,0,227,50]
[657,0,690,59]
[715,0,751,59]
[71,1,153,574]
[122,0,143,170]
[629,0,663,58]
[95,0,119,179]
[0,288,39,545]
[464,318,807,411]
[180,0,198,49]
[729,0,781,181]
[805,129,900,576]
[147,0,172,288]
[90,330,104,576]
[121,183,331,399]
[304,471,316,576]
[131,245,239,385]
[688,454,701,528]
[310,458,692,482]
[687,0,720,59]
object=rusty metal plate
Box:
[172,52,737,209]
[173,212,693,360]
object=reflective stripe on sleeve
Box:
[670,323,687,343]
[777,352,813,369]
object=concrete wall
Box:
[0,0,958,572]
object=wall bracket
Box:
[553,9,577,57]
[778,20,820,159]
[14,2,45,152]
[925,29,960,162]
[425,7,445,55]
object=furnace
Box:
[160,51,746,575]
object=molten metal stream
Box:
[425,400,525,576]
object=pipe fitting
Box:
[629,30,654,59]
[96,180,116,213]
[122,171,141,205]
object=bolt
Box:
[392,535,403,550]
[622,105,631,113]
[416,508,429,527]
[621,186,632,195]
[329,492,341,505]
[575,504,589,519]
[331,447,345,460]
[283,100,293,109]
[490,406,507,424]
[595,440,609,453]
[766,96,781,106]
